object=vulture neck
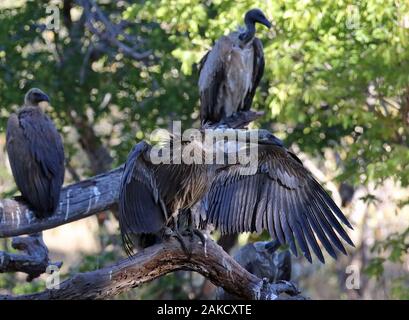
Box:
[240,17,256,44]
[24,102,40,108]
[24,101,46,113]
[24,97,39,107]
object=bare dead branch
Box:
[0,166,123,238]
[80,0,152,61]
[0,233,62,281]
[0,236,303,300]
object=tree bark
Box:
[0,236,303,300]
[0,166,123,238]
[0,233,62,281]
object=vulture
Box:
[198,9,271,126]
[6,88,65,218]
[119,138,215,255]
[119,129,354,263]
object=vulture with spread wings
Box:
[6,88,65,218]
[119,130,354,262]
[198,9,271,126]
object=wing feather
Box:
[203,139,354,262]
[119,141,167,255]
[254,177,269,233]
[198,37,232,124]
[287,190,311,262]
[242,37,265,111]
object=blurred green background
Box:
[0,0,408,299]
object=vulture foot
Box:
[163,227,191,257]
[264,240,281,253]
[270,280,300,297]
[182,228,208,256]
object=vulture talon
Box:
[183,228,207,255]
[265,240,281,253]
[273,280,300,296]
[182,213,208,255]
[193,229,207,255]
[164,227,191,257]
[161,215,192,255]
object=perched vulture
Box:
[198,9,271,126]
[6,88,65,218]
[216,240,292,299]
[119,129,354,262]
[119,139,214,255]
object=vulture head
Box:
[239,9,272,43]
[24,88,50,107]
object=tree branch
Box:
[81,0,152,62]
[0,233,62,281]
[0,166,123,238]
[0,236,303,300]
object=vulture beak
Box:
[37,92,50,103]
[260,17,272,29]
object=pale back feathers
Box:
[199,32,264,125]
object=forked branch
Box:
[0,236,303,300]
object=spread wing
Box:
[198,37,232,125]
[242,37,265,111]
[119,141,167,255]
[204,143,354,263]
[6,110,65,217]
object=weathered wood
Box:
[0,235,303,300]
[0,166,123,238]
[216,241,292,300]
[0,233,62,281]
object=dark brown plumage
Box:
[6,88,65,218]
[119,140,215,255]
[203,140,354,263]
[198,9,271,126]
[119,130,354,262]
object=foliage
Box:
[365,227,409,273]
[1,0,408,186]
[0,0,199,176]
[364,227,409,299]
[125,0,409,187]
